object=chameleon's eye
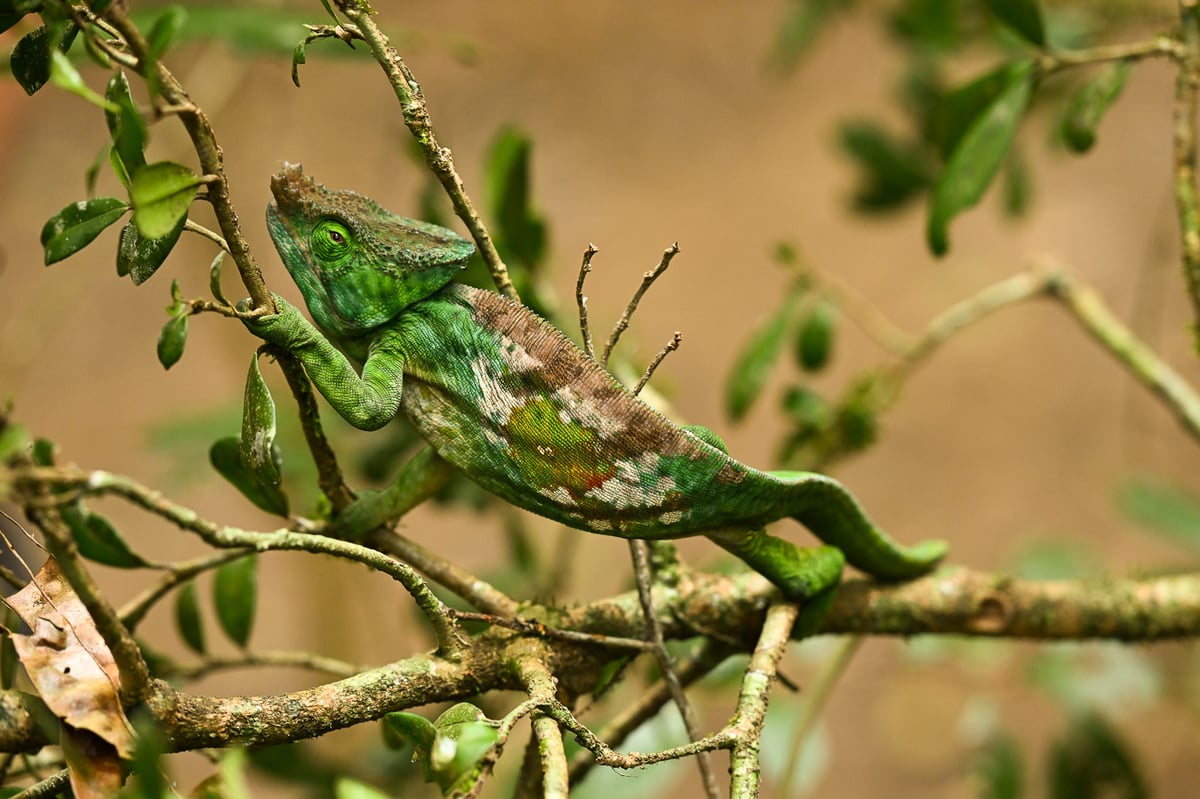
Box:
[312,220,352,262]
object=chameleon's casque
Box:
[246,164,947,601]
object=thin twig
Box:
[628,539,721,799]
[449,610,655,652]
[602,243,681,366]
[183,219,230,253]
[174,650,363,681]
[331,3,517,300]
[117,549,247,631]
[576,244,600,360]
[633,331,683,395]
[1174,1,1200,342]
[11,768,69,799]
[727,601,800,796]
[1037,34,1182,73]
[13,465,468,659]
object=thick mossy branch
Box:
[0,567,1197,755]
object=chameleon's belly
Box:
[400,377,745,538]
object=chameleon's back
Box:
[394,284,754,538]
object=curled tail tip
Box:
[909,539,949,570]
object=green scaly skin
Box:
[243,164,947,601]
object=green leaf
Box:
[795,300,837,372]
[725,287,805,421]
[146,5,187,60]
[932,62,1018,158]
[0,609,19,690]
[381,711,436,753]
[1061,60,1132,154]
[128,712,169,799]
[209,436,290,516]
[1116,478,1200,554]
[291,39,306,88]
[31,437,55,466]
[174,580,205,654]
[117,214,187,285]
[11,25,52,95]
[982,0,1044,46]
[1002,147,1031,217]
[1049,715,1147,799]
[214,555,256,648]
[105,71,147,179]
[240,352,281,486]
[0,13,27,36]
[130,161,201,239]
[838,119,932,211]
[157,313,188,370]
[209,250,229,305]
[927,60,1034,256]
[61,504,149,569]
[334,779,391,799]
[975,734,1023,799]
[767,0,850,74]
[0,422,29,462]
[48,49,115,110]
[486,126,546,270]
[430,704,500,793]
[41,197,129,265]
[889,0,963,52]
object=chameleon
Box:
[241,164,947,602]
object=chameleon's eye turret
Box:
[312,219,352,264]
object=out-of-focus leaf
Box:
[486,126,546,270]
[1117,477,1200,554]
[128,712,168,799]
[975,734,1023,799]
[146,5,186,60]
[1061,61,1132,153]
[983,0,1045,46]
[0,12,27,36]
[41,197,129,265]
[31,437,55,466]
[1048,714,1146,799]
[291,38,306,88]
[105,71,147,181]
[889,0,962,53]
[157,313,188,370]
[240,352,281,486]
[209,436,289,516]
[117,214,187,285]
[838,119,932,211]
[932,61,1021,158]
[130,161,200,239]
[795,300,837,372]
[725,288,805,421]
[0,608,20,689]
[174,580,205,655]
[61,505,149,569]
[334,779,391,799]
[1002,147,1031,217]
[214,555,256,648]
[927,60,1034,255]
[767,0,852,74]
[382,711,436,753]
[6,559,135,757]
[0,422,29,462]
[48,50,115,110]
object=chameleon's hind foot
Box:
[707,528,845,601]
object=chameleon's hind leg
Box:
[706,527,845,601]
[332,446,455,539]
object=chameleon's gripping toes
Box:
[246,164,947,601]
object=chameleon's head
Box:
[266,163,475,336]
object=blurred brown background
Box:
[2,1,1199,796]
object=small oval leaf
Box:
[209,250,229,305]
[105,71,147,178]
[174,580,205,655]
[11,25,52,95]
[927,60,1034,256]
[240,352,281,486]
[795,300,837,372]
[147,5,187,59]
[209,436,290,516]
[725,288,805,421]
[983,0,1044,46]
[117,214,187,285]
[382,711,437,753]
[1062,60,1132,154]
[41,197,129,265]
[62,505,149,568]
[213,555,256,648]
[130,161,201,239]
[157,313,188,370]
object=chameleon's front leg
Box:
[333,446,455,539]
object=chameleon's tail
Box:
[767,470,947,580]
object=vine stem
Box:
[332,2,517,300]
[1174,0,1200,342]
